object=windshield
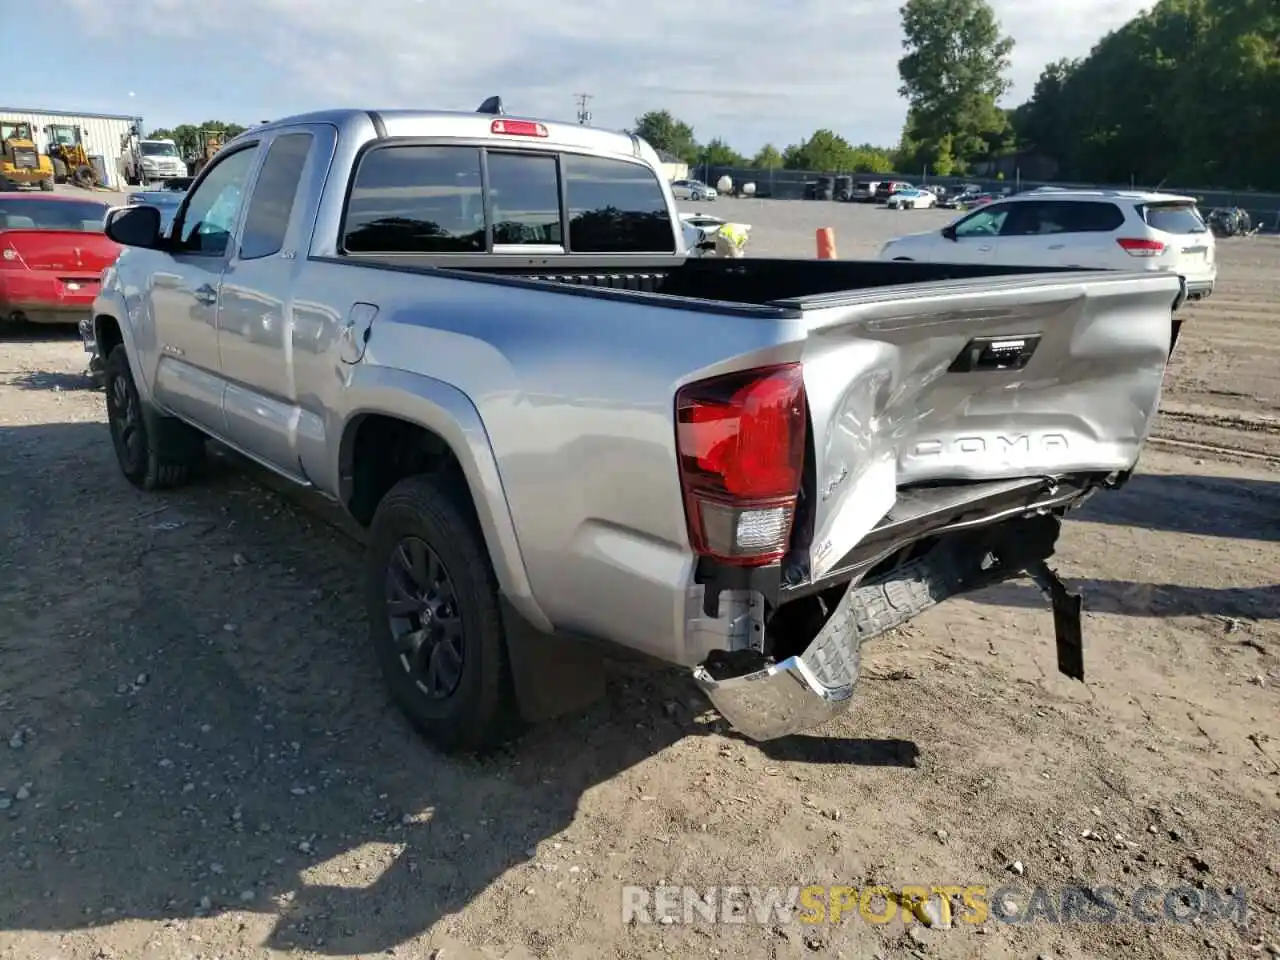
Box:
[1,123,33,141]
[47,127,78,145]
[0,198,109,231]
[140,142,180,157]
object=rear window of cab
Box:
[341,145,675,255]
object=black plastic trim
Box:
[948,334,1041,373]
[695,558,781,617]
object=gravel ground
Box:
[0,192,1277,960]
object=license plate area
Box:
[58,277,99,294]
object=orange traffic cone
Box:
[816,227,837,259]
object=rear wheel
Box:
[104,345,204,490]
[365,474,517,753]
[51,157,68,182]
[38,178,54,191]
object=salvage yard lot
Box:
[0,198,1277,960]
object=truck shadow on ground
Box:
[967,469,1280,622]
[1069,471,1280,541]
[972,578,1279,621]
[10,369,97,392]
[0,421,916,957]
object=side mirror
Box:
[105,205,164,249]
[941,224,957,241]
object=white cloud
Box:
[63,0,1151,151]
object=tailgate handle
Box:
[948,334,1041,373]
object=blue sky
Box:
[9,0,1151,153]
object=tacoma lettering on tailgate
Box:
[909,434,1070,458]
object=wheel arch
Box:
[337,366,549,633]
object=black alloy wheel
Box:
[106,350,145,477]
[385,536,465,699]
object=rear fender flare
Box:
[337,365,550,633]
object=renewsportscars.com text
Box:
[622,884,1248,927]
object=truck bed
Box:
[338,254,1094,312]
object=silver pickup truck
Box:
[88,99,1185,753]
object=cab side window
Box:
[564,155,674,253]
[174,146,258,257]
[239,133,314,260]
[953,203,1010,238]
[343,146,484,253]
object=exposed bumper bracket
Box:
[1028,561,1084,681]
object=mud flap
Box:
[500,599,607,723]
[1028,561,1084,681]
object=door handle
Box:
[1048,244,1065,250]
[978,245,992,252]
[194,284,217,305]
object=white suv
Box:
[879,190,1216,300]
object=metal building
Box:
[0,107,143,190]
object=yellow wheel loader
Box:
[189,128,227,176]
[44,124,100,188]
[1,122,55,191]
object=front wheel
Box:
[365,474,518,753]
[104,345,204,490]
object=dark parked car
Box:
[874,180,913,201]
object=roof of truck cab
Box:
[232,108,653,162]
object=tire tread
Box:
[365,473,518,753]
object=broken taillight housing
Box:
[675,363,806,566]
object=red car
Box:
[0,194,120,326]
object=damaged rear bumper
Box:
[692,655,854,742]
[692,481,1097,741]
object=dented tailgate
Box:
[793,271,1181,581]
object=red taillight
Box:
[1117,237,1167,257]
[490,118,548,138]
[675,363,806,566]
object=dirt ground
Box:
[0,236,1277,960]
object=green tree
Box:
[1011,58,1079,157]
[751,143,784,169]
[631,110,699,165]
[848,143,897,174]
[781,142,807,169]
[925,133,957,175]
[702,137,745,167]
[1011,0,1279,189]
[789,129,857,171]
[897,0,1014,169]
